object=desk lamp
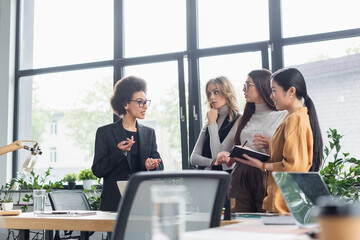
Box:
[0,140,42,172]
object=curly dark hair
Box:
[110,76,147,117]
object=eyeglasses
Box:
[130,99,151,108]
[243,81,255,91]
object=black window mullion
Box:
[177,57,189,169]
[283,28,360,46]
[13,0,23,178]
[261,45,270,70]
[186,0,201,156]
[268,0,283,71]
[114,0,124,123]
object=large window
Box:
[282,0,360,38]
[199,52,263,119]
[284,37,360,66]
[125,62,183,170]
[19,0,113,69]
[198,0,269,48]
[17,68,113,180]
[13,0,360,179]
[284,37,360,159]
[124,0,186,57]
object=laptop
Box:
[116,181,128,196]
[262,172,330,228]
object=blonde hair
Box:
[204,76,240,127]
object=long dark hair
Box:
[271,68,323,171]
[234,69,276,145]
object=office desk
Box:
[0,211,116,240]
[183,218,315,240]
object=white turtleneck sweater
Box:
[190,105,239,170]
[240,103,287,152]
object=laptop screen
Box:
[272,172,330,226]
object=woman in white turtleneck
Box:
[216,69,287,212]
[190,76,240,171]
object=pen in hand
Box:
[225,141,249,158]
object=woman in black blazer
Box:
[92,76,163,211]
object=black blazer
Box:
[91,119,163,211]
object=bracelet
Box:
[261,162,267,171]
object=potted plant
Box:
[15,167,64,212]
[64,173,77,190]
[83,178,103,210]
[78,169,97,190]
[1,198,14,211]
[0,179,15,211]
[320,128,360,200]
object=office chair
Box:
[48,191,93,239]
[111,170,230,240]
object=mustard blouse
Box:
[263,107,313,213]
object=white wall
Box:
[0,0,17,185]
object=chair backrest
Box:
[111,170,230,240]
[48,191,91,210]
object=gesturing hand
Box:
[145,158,162,171]
[215,151,234,167]
[117,136,135,152]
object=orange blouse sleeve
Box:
[272,113,313,172]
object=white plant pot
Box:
[83,180,94,190]
[2,202,13,211]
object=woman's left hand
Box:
[253,134,269,150]
[233,154,262,169]
[145,158,162,170]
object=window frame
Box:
[12,0,360,177]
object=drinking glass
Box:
[252,124,263,149]
[151,185,186,240]
[33,189,46,215]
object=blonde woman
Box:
[190,76,240,171]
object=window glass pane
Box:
[284,39,360,159]
[125,62,182,170]
[199,52,263,122]
[124,0,186,57]
[282,0,360,38]
[20,0,113,70]
[284,37,360,66]
[18,68,113,181]
[198,0,269,49]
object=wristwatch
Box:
[261,162,267,171]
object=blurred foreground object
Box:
[317,196,360,240]
[0,140,42,172]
